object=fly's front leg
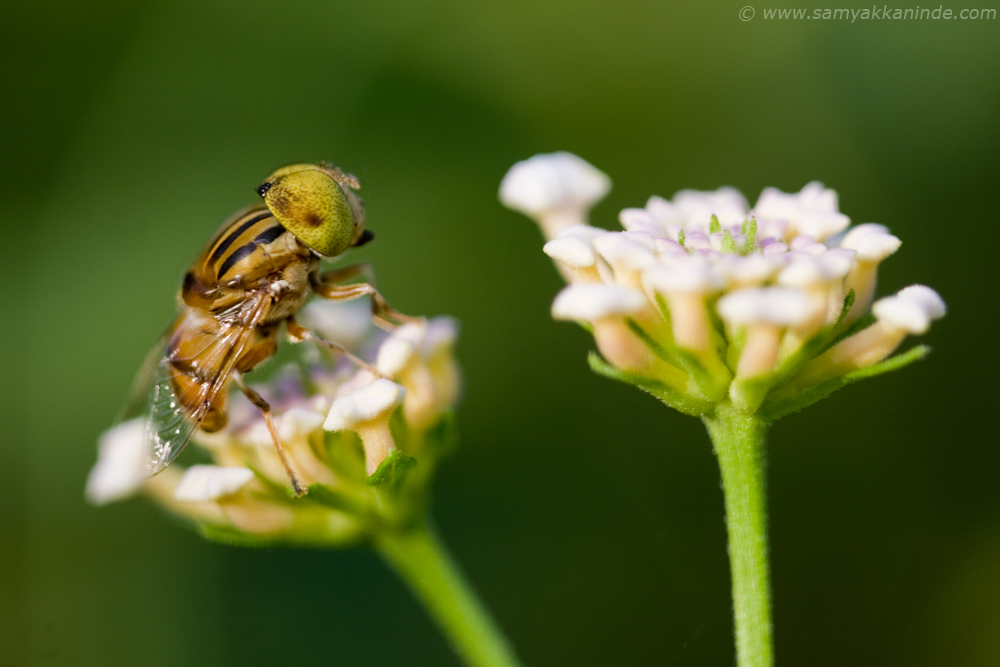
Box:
[234,373,305,498]
[311,263,420,330]
[286,316,389,380]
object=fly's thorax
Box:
[183,207,317,311]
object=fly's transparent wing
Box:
[143,294,272,474]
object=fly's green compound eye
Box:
[259,164,365,257]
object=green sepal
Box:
[587,352,713,416]
[759,345,931,421]
[305,483,368,514]
[324,430,368,483]
[197,521,364,549]
[743,217,758,253]
[834,289,856,329]
[721,229,737,254]
[197,523,279,548]
[578,320,594,334]
[624,318,729,402]
[367,449,418,487]
[709,214,721,234]
[677,230,686,247]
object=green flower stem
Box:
[376,522,523,667]
[704,403,774,667]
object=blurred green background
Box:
[2,1,998,665]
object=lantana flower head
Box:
[87,302,461,546]
[500,152,944,419]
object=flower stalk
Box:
[704,404,773,667]
[377,522,522,667]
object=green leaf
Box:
[709,214,721,234]
[843,344,931,381]
[587,352,713,416]
[367,449,418,487]
[759,345,931,421]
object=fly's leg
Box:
[233,373,305,498]
[286,316,389,379]
[311,263,420,330]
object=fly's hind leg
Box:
[311,263,420,330]
[286,316,389,380]
[233,373,305,498]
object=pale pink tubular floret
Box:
[174,465,255,502]
[592,232,656,291]
[672,187,749,227]
[839,224,903,325]
[499,152,611,239]
[644,256,724,352]
[717,287,810,327]
[799,285,945,384]
[873,285,946,334]
[551,284,647,321]
[717,287,810,378]
[375,318,460,432]
[551,283,663,373]
[325,378,406,475]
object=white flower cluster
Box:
[87,306,460,540]
[501,153,945,414]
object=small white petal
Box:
[619,208,661,234]
[423,316,459,356]
[716,254,782,286]
[324,378,406,431]
[897,285,947,319]
[556,224,608,242]
[672,187,749,227]
[278,408,326,441]
[593,233,656,272]
[717,287,811,326]
[376,322,427,376]
[300,299,372,348]
[551,283,647,321]
[499,152,611,217]
[759,238,789,255]
[543,236,597,268]
[872,286,946,334]
[85,418,146,506]
[841,225,902,262]
[754,182,849,240]
[645,255,725,293]
[174,465,255,502]
[777,252,850,287]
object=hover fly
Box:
[127,163,408,497]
